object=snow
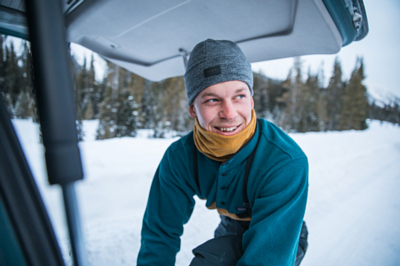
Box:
[10,119,400,266]
[367,83,400,107]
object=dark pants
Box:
[190,216,308,266]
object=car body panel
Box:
[1,0,368,81]
[66,0,343,81]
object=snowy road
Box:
[293,124,400,266]
[302,148,400,266]
[13,119,400,266]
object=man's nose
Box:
[220,100,237,120]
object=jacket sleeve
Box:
[137,147,196,266]
[238,156,309,266]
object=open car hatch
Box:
[1,0,368,81]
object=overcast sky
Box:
[252,0,400,99]
[70,0,399,99]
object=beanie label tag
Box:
[204,65,221,78]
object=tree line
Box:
[253,57,373,133]
[0,36,37,121]
[1,36,399,140]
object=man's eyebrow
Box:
[199,87,248,98]
[235,88,247,93]
[200,92,219,98]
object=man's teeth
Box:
[219,126,237,132]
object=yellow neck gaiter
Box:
[193,109,257,162]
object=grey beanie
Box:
[184,39,253,106]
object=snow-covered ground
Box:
[11,119,400,266]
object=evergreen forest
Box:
[1,36,399,140]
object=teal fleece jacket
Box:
[137,119,308,265]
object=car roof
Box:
[0,0,368,81]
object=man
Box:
[137,39,308,266]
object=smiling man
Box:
[137,39,308,266]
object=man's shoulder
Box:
[258,118,306,160]
[165,131,195,156]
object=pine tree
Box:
[7,42,24,107]
[316,64,328,131]
[75,57,87,117]
[151,81,166,138]
[272,72,290,130]
[160,76,192,135]
[318,61,325,89]
[126,71,146,134]
[19,41,37,120]
[260,77,284,124]
[0,35,5,95]
[394,101,400,126]
[0,39,36,121]
[253,72,271,120]
[0,35,13,116]
[116,92,138,137]
[339,57,369,130]
[115,69,139,137]
[0,39,36,119]
[316,87,328,131]
[96,62,119,139]
[298,71,321,132]
[83,99,94,120]
[69,50,84,140]
[277,70,292,131]
[280,57,305,132]
[15,90,31,118]
[139,79,154,130]
[95,76,107,117]
[96,62,140,139]
[84,55,97,119]
[3,92,14,116]
[96,83,115,140]
[326,57,344,131]
[381,100,400,125]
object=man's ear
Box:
[250,96,254,109]
[188,104,197,119]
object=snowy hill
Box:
[367,83,400,107]
[11,119,400,266]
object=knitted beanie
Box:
[184,39,253,106]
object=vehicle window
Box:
[0,35,73,264]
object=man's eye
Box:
[236,95,245,99]
[206,99,218,103]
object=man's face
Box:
[189,80,254,136]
